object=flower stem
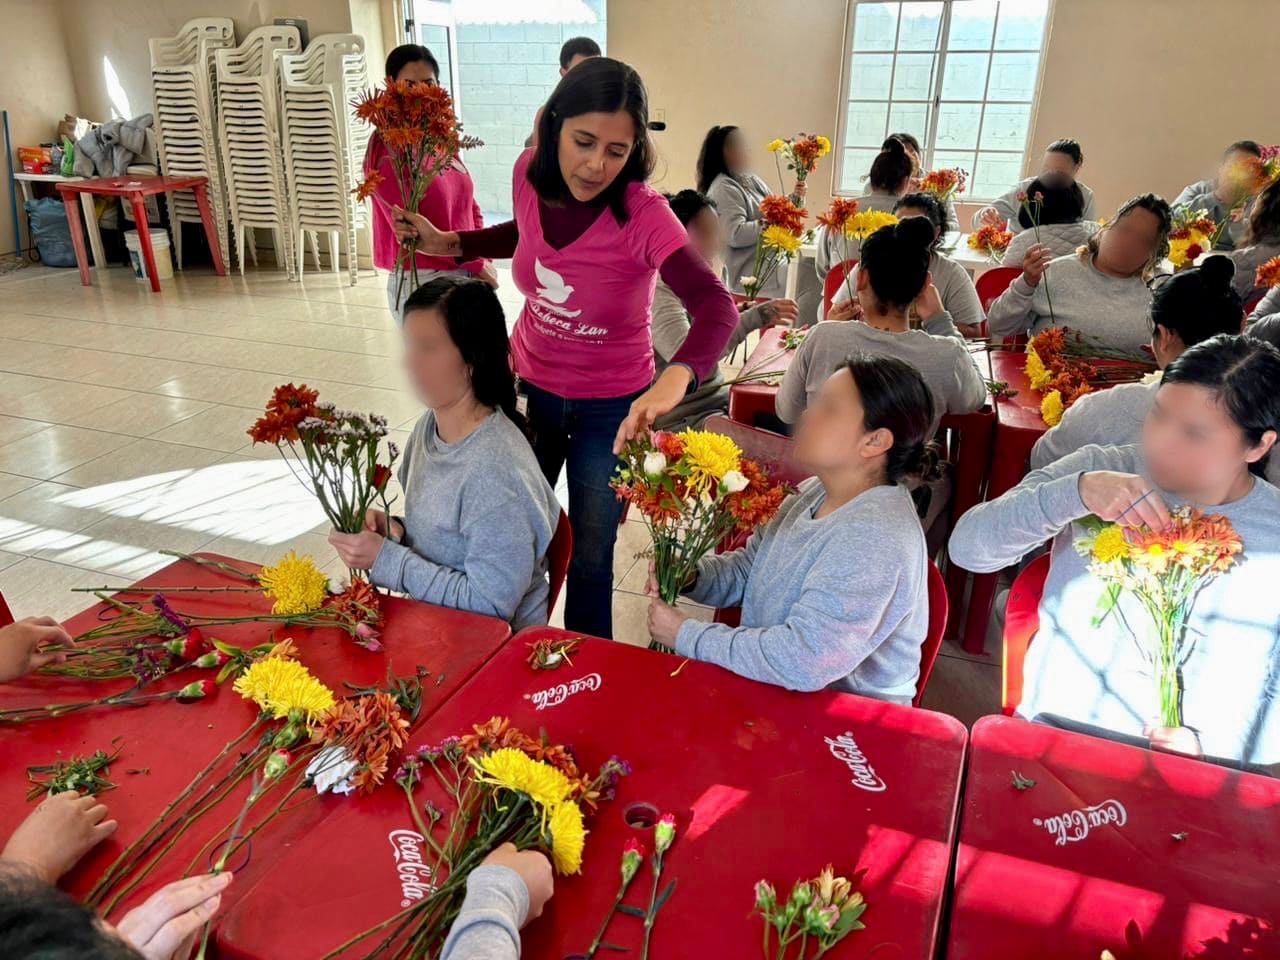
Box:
[640,850,665,960]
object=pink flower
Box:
[621,836,646,884]
[654,812,677,855]
[1016,190,1028,202]
[263,749,292,780]
[1034,190,1045,202]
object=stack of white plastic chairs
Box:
[149,18,235,272]
[214,26,302,277]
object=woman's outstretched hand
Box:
[391,206,460,257]
[612,366,692,453]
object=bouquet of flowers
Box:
[1212,146,1280,247]
[919,166,967,203]
[968,222,1013,264]
[753,864,868,958]
[1023,327,1152,427]
[352,80,483,304]
[1075,508,1244,726]
[769,133,831,206]
[741,195,811,299]
[816,198,898,306]
[1256,255,1280,291]
[1168,206,1217,270]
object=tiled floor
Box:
[0,260,1000,724]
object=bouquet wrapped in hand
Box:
[768,133,831,206]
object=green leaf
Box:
[654,878,677,911]
[617,904,646,918]
[211,637,239,655]
[1092,582,1121,627]
[600,942,628,952]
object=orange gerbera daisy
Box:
[248,383,321,444]
[1256,256,1280,290]
[817,197,860,234]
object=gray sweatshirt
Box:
[1004,220,1100,265]
[1228,241,1280,299]
[1173,178,1246,250]
[985,253,1153,352]
[371,410,560,631]
[707,171,786,299]
[776,318,987,434]
[949,443,1280,768]
[441,864,526,960]
[972,176,1097,232]
[1248,286,1280,324]
[651,277,771,375]
[676,479,928,702]
[830,252,985,332]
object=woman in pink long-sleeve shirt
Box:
[366,45,494,320]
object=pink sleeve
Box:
[626,186,688,269]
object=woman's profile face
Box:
[795,368,874,471]
[394,60,437,85]
[403,305,471,411]
[724,130,750,174]
[1142,381,1273,493]
[556,111,635,203]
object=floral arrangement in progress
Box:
[1023,327,1151,427]
[1076,508,1243,727]
[754,864,868,958]
[968,222,1012,263]
[919,166,967,203]
[1167,206,1217,270]
[352,79,483,303]
[1017,189,1058,322]
[768,133,831,205]
[741,194,812,299]
[817,197,899,305]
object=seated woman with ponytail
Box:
[328,276,561,630]
[815,136,914,287]
[646,354,935,704]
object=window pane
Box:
[947,0,997,50]
[931,150,975,178]
[892,53,938,99]
[840,148,882,192]
[845,101,890,147]
[972,152,1024,199]
[979,102,1031,150]
[852,2,900,52]
[417,25,452,94]
[994,0,1049,49]
[935,102,982,150]
[897,2,943,50]
[941,53,990,100]
[848,53,894,99]
[987,52,1039,101]
[887,102,930,147]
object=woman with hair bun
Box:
[646,354,936,703]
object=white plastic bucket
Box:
[125,229,174,282]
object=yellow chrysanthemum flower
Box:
[767,138,785,153]
[1025,348,1052,391]
[816,135,831,155]
[259,551,330,615]
[1091,525,1129,564]
[761,224,803,255]
[546,800,587,875]
[679,429,742,493]
[233,655,336,723]
[1040,389,1065,427]
[472,749,574,810]
[844,210,899,239]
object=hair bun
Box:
[883,137,907,157]
[1197,254,1236,292]
[896,214,936,250]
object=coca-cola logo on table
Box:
[1033,799,1128,846]
[523,672,602,711]
[388,829,435,907]
[824,731,887,792]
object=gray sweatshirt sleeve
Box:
[1248,286,1280,324]
[708,178,760,252]
[1080,186,1097,222]
[921,308,964,341]
[775,329,817,424]
[945,340,990,414]
[984,273,1040,338]
[1029,388,1127,470]
[684,526,764,611]
[936,264,985,332]
[441,864,528,960]
[972,185,1022,231]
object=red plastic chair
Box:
[704,415,811,487]
[1002,553,1050,715]
[0,591,13,628]
[913,561,948,707]
[822,258,858,319]
[547,510,573,612]
[975,266,1021,312]
[1243,292,1264,316]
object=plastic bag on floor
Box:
[24,197,77,267]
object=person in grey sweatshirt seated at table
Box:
[441,844,553,959]
[1172,139,1262,252]
[986,193,1172,353]
[1003,176,1100,265]
[1227,177,1280,301]
[950,334,1280,773]
[972,138,1097,231]
[646,353,933,703]
[328,276,560,631]
[860,133,958,226]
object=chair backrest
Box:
[913,561,948,707]
[1002,552,1051,715]
[0,591,13,628]
[822,258,858,319]
[547,510,572,613]
[974,266,1021,312]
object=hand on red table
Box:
[1145,724,1203,757]
[364,508,404,542]
[114,872,232,960]
[760,298,798,327]
[481,843,554,926]
[1,791,117,883]
[1078,471,1171,530]
[0,616,75,682]
[1019,243,1055,288]
[827,298,861,323]
[328,527,386,571]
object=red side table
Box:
[55,175,226,292]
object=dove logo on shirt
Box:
[530,259,583,319]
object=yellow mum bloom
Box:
[259,551,330,615]
[1025,348,1052,391]
[233,655,336,723]
[546,800,587,875]
[1040,389,1065,426]
[844,210,899,239]
[767,139,785,153]
[816,135,831,155]
[1091,525,1129,564]
[472,749,574,810]
[761,224,803,255]
[679,429,742,493]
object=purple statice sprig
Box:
[151,594,190,635]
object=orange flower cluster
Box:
[1256,255,1280,290]
[459,716,603,808]
[312,691,410,793]
[919,167,967,200]
[759,194,807,234]
[817,197,861,235]
[327,576,384,650]
[1027,327,1095,406]
[248,383,321,444]
[788,135,828,174]
[352,79,476,160]
[726,460,790,532]
[1125,508,1244,578]
[968,223,1012,254]
[354,169,384,203]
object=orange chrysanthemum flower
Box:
[312,691,409,793]
[759,194,807,234]
[248,383,321,444]
[817,197,860,234]
[353,169,385,203]
[1256,256,1280,290]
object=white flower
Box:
[642,451,667,477]
[721,469,749,494]
[739,275,758,287]
[306,745,357,795]
[1140,370,1163,386]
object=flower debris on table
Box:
[27,738,124,801]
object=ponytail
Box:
[868,138,913,193]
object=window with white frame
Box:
[835,0,1052,201]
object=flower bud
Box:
[754,879,776,911]
[642,451,667,477]
[653,813,677,855]
[194,649,232,669]
[176,678,215,701]
[720,469,749,494]
[263,749,292,780]
[272,723,303,748]
[621,837,646,884]
[803,903,839,935]
[788,880,814,908]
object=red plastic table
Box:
[218,627,969,959]
[727,325,794,425]
[0,553,510,916]
[55,174,227,292]
[949,716,1280,959]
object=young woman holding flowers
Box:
[815,137,913,286]
[648,354,935,703]
[365,44,493,319]
[973,138,1097,231]
[1228,178,1280,300]
[951,334,1280,771]
[1003,177,1098,265]
[392,58,737,638]
[986,193,1173,352]
[328,277,560,630]
[1173,140,1263,252]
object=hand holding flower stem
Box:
[1019,191,1056,325]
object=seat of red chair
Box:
[822,258,858,318]
[975,265,1021,312]
[546,510,572,611]
[1002,552,1050,715]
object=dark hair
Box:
[385,44,439,82]
[839,354,939,484]
[1225,140,1262,158]
[894,191,952,243]
[858,217,936,312]
[1150,256,1243,346]
[869,138,913,193]
[529,58,655,225]
[696,125,739,194]
[0,867,141,959]
[402,276,533,441]
[884,133,921,157]
[1045,138,1084,165]
[1083,192,1172,279]
[559,36,602,70]
[1245,178,1280,247]
[665,189,715,226]
[1161,334,1280,477]
[1016,176,1084,229]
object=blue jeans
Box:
[520,381,642,639]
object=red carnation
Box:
[372,464,393,490]
[176,678,216,702]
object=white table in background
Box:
[12,172,106,270]
[784,239,820,301]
